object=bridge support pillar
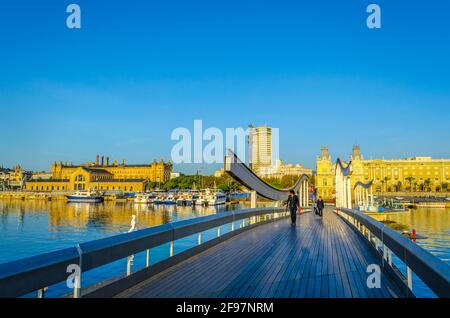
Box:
[298,185,303,207]
[301,180,304,207]
[347,178,352,209]
[305,180,309,207]
[250,191,257,209]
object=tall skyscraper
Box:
[250,125,273,171]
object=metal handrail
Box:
[336,158,352,176]
[354,180,374,189]
[0,207,286,298]
[337,208,450,298]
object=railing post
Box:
[388,249,392,266]
[198,232,202,245]
[231,222,235,232]
[146,249,150,268]
[407,267,413,291]
[170,241,174,257]
[127,257,132,277]
[217,226,221,238]
[74,244,83,299]
[37,287,47,299]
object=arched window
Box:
[74,175,86,191]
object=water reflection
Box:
[382,207,450,264]
[0,199,249,264]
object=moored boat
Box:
[176,190,199,206]
[164,192,178,205]
[199,189,227,206]
[134,192,152,204]
[66,190,104,203]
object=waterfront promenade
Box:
[118,207,404,298]
[1,154,449,298]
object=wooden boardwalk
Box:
[118,208,405,298]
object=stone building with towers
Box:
[315,147,336,200]
[25,155,173,192]
[316,145,450,201]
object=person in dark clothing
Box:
[317,197,325,217]
[286,190,300,226]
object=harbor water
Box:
[0,199,261,297]
[378,207,450,298]
[0,200,448,298]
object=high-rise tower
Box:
[251,125,273,171]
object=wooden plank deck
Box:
[118,207,405,298]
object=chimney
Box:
[101,156,104,166]
[96,155,100,166]
[106,157,110,166]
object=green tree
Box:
[405,176,415,192]
[383,177,391,192]
[423,178,432,192]
[262,175,301,190]
[160,174,244,193]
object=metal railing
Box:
[0,207,289,298]
[335,208,450,298]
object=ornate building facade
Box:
[25,155,173,192]
[256,159,313,179]
[316,145,450,201]
[315,147,336,200]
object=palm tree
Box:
[424,178,432,192]
[396,181,402,192]
[383,177,391,192]
[442,182,449,193]
[405,176,415,192]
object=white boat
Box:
[134,193,152,204]
[176,191,200,206]
[164,192,178,205]
[154,193,167,205]
[199,189,227,206]
[176,191,190,206]
[66,190,103,203]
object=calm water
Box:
[381,207,450,298]
[0,201,448,298]
[0,199,258,297]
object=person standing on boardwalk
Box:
[317,197,325,217]
[286,190,300,226]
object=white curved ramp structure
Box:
[224,150,310,202]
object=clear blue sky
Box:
[0,0,449,174]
